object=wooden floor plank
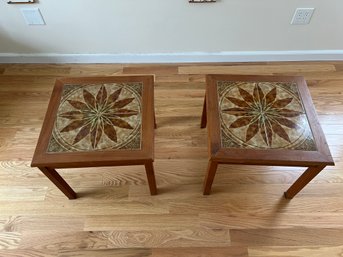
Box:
[0,187,47,201]
[152,247,248,257]
[168,196,343,215]
[178,64,336,75]
[84,214,200,231]
[0,249,57,257]
[200,213,343,229]
[58,248,152,257]
[0,201,169,216]
[18,231,109,251]
[105,228,230,248]
[2,64,71,76]
[248,245,343,257]
[68,64,123,76]
[123,65,178,76]
[0,216,85,233]
[230,228,343,246]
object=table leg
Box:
[203,160,218,195]
[201,94,207,128]
[39,167,77,199]
[284,165,326,199]
[145,161,157,195]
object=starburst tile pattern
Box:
[218,81,317,150]
[48,83,142,152]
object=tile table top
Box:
[48,82,142,152]
[217,81,316,151]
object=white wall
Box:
[0,0,342,61]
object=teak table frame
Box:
[31,76,157,199]
[201,75,334,199]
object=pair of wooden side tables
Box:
[31,75,334,200]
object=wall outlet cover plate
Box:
[291,8,315,25]
[21,8,45,25]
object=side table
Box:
[31,76,157,199]
[201,75,334,198]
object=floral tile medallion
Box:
[218,81,317,151]
[47,83,142,152]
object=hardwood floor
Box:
[0,62,342,256]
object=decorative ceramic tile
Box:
[48,83,142,152]
[218,81,317,151]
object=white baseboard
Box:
[1,50,343,63]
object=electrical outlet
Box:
[291,8,315,25]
